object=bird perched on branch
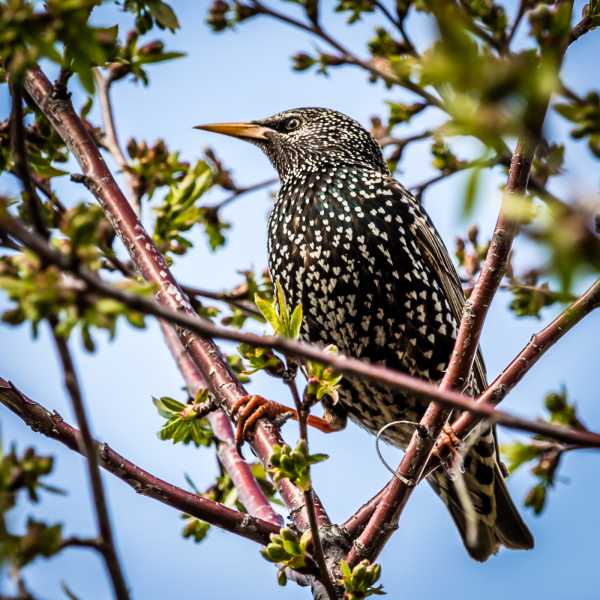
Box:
[196,107,533,561]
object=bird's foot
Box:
[231,395,293,455]
[433,424,463,473]
[230,395,340,455]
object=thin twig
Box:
[58,536,104,551]
[210,178,277,212]
[249,0,441,108]
[379,130,431,149]
[160,322,283,525]
[22,64,329,534]
[458,0,505,53]
[373,1,417,55]
[9,80,49,240]
[410,156,503,202]
[569,13,597,45]
[94,69,142,215]
[49,327,130,600]
[0,377,280,546]
[507,0,528,47]
[286,374,336,600]
[2,212,599,450]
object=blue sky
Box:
[1,1,599,598]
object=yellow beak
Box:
[193,122,271,140]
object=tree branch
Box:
[249,1,441,108]
[569,12,598,45]
[0,378,280,546]
[49,328,130,600]
[342,275,600,536]
[90,66,278,525]
[286,374,336,599]
[94,69,142,215]
[21,64,327,533]
[2,211,598,450]
[9,80,49,240]
[210,177,277,212]
[160,322,283,525]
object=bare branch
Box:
[94,69,142,214]
[9,80,49,240]
[2,211,599,451]
[160,322,283,525]
[0,377,280,546]
[49,327,130,600]
[249,1,441,108]
[210,178,277,212]
[21,65,327,533]
[286,374,336,599]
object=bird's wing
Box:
[387,178,488,392]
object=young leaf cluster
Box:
[0,247,151,349]
[268,441,328,492]
[306,345,344,405]
[153,160,228,255]
[501,388,585,514]
[339,559,385,599]
[153,391,214,447]
[255,280,303,339]
[0,443,66,572]
[0,0,118,91]
[260,526,312,579]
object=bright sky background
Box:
[1,1,599,598]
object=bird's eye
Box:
[283,117,301,132]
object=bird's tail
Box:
[428,428,534,562]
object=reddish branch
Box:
[0,378,279,546]
[346,129,553,562]
[22,65,327,533]
[49,328,130,600]
[443,276,600,455]
[160,322,282,525]
[2,211,599,451]
[9,80,48,240]
[92,66,281,527]
[94,69,142,215]
[342,275,600,537]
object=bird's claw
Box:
[230,395,294,456]
[433,424,463,473]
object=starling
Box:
[196,108,533,561]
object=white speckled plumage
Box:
[204,107,533,561]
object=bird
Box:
[196,107,534,561]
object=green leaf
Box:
[463,163,482,217]
[289,304,303,340]
[255,294,280,332]
[149,1,180,30]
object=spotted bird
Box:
[196,108,533,561]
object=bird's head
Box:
[195,107,388,182]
